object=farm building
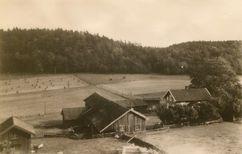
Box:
[136,92,166,113]
[60,93,147,134]
[61,107,85,128]
[0,117,35,154]
[115,98,149,113]
[83,93,147,134]
[163,88,212,106]
[84,92,148,113]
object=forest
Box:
[0,28,241,75]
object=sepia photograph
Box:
[0,0,242,153]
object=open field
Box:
[76,74,189,85]
[0,74,88,96]
[0,86,126,122]
[99,78,190,95]
[138,122,242,154]
[32,137,129,154]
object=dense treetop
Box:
[0,28,241,74]
[188,57,241,120]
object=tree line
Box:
[0,28,241,75]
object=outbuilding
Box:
[163,88,212,106]
[136,91,166,113]
[0,117,35,154]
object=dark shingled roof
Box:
[0,117,35,136]
[61,107,85,121]
[82,105,128,133]
[167,88,211,102]
[85,92,147,108]
[84,91,125,103]
[115,99,148,107]
[83,92,146,132]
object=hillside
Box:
[0,28,241,74]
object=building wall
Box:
[109,112,145,133]
[0,128,31,154]
[164,92,174,103]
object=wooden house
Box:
[136,92,166,113]
[83,92,146,134]
[0,117,35,154]
[163,88,212,106]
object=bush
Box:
[193,102,221,122]
[156,102,221,125]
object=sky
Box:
[0,0,242,47]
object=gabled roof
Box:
[0,117,35,136]
[165,88,211,102]
[82,107,146,133]
[85,92,147,108]
[82,104,128,133]
[83,92,146,133]
[100,108,146,133]
[61,107,85,121]
[84,92,125,104]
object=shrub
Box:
[156,102,221,125]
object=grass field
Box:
[99,78,190,95]
[32,137,129,154]
[138,122,242,154]
[0,74,88,96]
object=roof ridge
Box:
[170,88,207,91]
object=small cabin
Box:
[163,88,212,106]
[0,117,35,154]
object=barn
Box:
[83,92,146,134]
[115,98,149,114]
[163,88,212,106]
[0,117,35,154]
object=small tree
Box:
[156,104,173,124]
